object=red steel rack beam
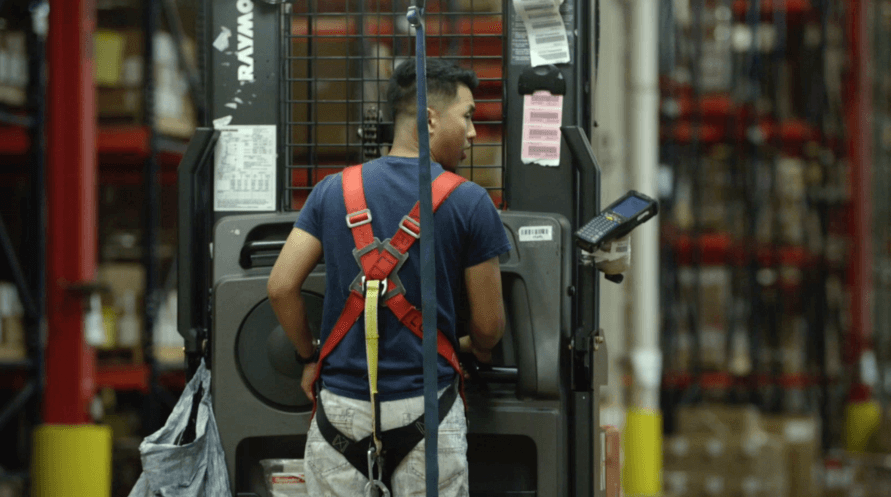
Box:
[844,0,873,371]
[44,0,97,424]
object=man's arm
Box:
[267,228,323,361]
[462,256,505,363]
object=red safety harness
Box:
[309,164,468,414]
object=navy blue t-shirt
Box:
[295,156,511,401]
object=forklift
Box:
[177,1,610,495]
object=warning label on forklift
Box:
[214,125,277,212]
[519,225,553,242]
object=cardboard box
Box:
[675,404,761,437]
[94,30,196,88]
[664,434,733,472]
[664,470,732,497]
[95,29,197,137]
[763,414,820,497]
[98,86,197,138]
[97,263,145,348]
[98,263,145,300]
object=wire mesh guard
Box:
[282,0,505,211]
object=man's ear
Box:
[426,107,438,131]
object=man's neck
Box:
[388,149,418,159]
[388,127,421,159]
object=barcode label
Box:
[530,128,559,139]
[534,34,566,45]
[525,8,552,18]
[531,20,564,30]
[519,225,554,242]
[529,145,557,155]
[530,111,559,122]
[539,50,569,61]
[523,125,561,144]
[530,93,562,105]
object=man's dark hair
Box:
[386,58,479,121]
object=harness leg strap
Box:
[315,379,460,492]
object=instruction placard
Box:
[214,125,277,212]
[521,91,563,166]
[512,0,571,67]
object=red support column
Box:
[844,0,873,372]
[44,0,97,424]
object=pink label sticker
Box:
[521,91,563,166]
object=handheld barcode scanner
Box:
[575,190,659,253]
[574,190,658,284]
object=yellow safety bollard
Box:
[845,399,881,453]
[31,424,112,497]
[623,407,662,497]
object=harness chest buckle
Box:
[361,276,388,299]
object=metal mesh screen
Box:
[282,0,505,211]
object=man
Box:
[268,59,511,496]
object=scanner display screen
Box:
[611,195,650,218]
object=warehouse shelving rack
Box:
[0,2,203,485]
[0,1,47,482]
[872,0,891,415]
[657,0,875,452]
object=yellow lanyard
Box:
[364,279,382,451]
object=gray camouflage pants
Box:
[305,387,469,497]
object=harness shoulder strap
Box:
[343,165,377,275]
[310,166,467,414]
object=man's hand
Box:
[301,362,317,400]
[459,335,493,364]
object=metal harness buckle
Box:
[346,209,373,228]
[399,215,421,239]
[361,276,388,297]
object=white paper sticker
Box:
[213,115,233,128]
[519,225,553,242]
[512,0,570,67]
[521,91,563,166]
[214,125,277,212]
[213,26,232,52]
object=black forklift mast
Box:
[178,1,606,495]
[503,2,602,493]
